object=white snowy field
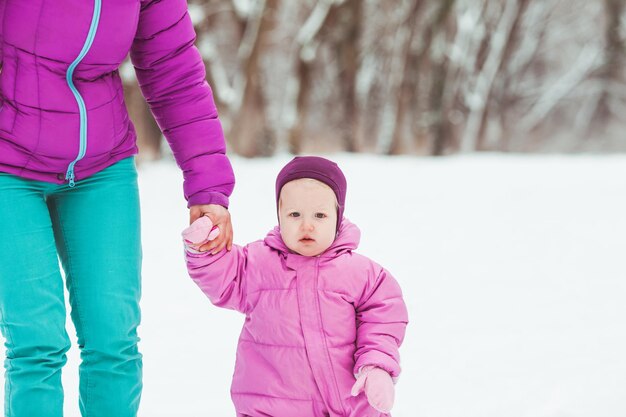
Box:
[2,154,626,417]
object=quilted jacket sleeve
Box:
[130,0,234,208]
[353,267,409,379]
[185,245,249,314]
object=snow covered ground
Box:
[2,154,626,417]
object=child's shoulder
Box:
[335,250,387,277]
[343,250,377,263]
[242,238,287,260]
[243,238,272,254]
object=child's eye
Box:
[315,213,327,219]
[289,212,300,218]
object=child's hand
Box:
[350,365,395,413]
[182,216,220,253]
[189,204,233,253]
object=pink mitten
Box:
[350,365,395,413]
[182,216,220,251]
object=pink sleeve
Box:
[185,245,249,314]
[130,0,234,208]
[353,268,409,378]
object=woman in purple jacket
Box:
[0,1,234,416]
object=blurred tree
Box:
[196,0,277,157]
[123,0,626,159]
[590,0,625,131]
[286,0,347,154]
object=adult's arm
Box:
[130,0,235,208]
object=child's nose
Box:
[301,219,314,231]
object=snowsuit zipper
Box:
[296,257,346,416]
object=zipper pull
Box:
[66,169,76,188]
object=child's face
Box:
[278,179,338,257]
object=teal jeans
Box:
[0,157,142,417]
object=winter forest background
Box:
[1,1,625,417]
[122,0,626,159]
[116,1,624,416]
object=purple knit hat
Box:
[276,156,347,230]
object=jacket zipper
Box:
[313,257,347,416]
[64,0,102,187]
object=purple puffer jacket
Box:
[186,219,409,417]
[0,0,234,207]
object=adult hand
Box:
[189,204,233,254]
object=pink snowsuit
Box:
[186,219,409,417]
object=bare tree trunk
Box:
[385,0,424,155]
[286,0,346,153]
[460,0,521,152]
[439,0,490,152]
[430,53,452,156]
[288,56,313,154]
[498,0,550,151]
[427,0,456,155]
[228,0,278,157]
[376,1,418,154]
[475,0,530,150]
[592,0,624,126]
[334,0,362,152]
